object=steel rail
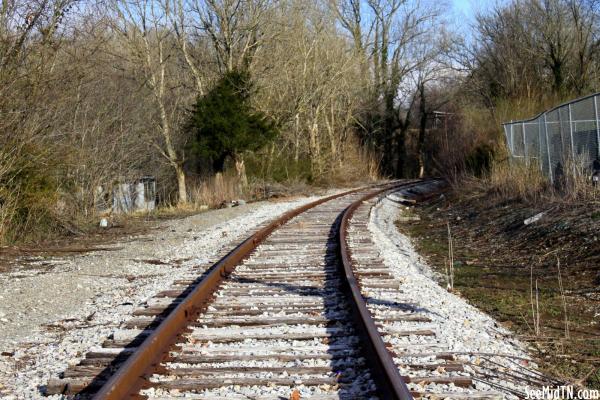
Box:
[92,182,405,400]
[338,185,416,400]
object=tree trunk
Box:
[395,125,408,178]
[176,164,187,205]
[383,88,396,176]
[267,143,275,177]
[417,82,427,179]
[325,105,338,168]
[234,153,248,189]
[309,108,322,178]
[214,171,224,193]
[309,122,321,177]
[373,18,380,90]
[294,113,300,163]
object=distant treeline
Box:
[1,0,598,242]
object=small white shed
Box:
[112,176,156,213]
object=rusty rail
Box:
[92,181,420,399]
[338,186,415,400]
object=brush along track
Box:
[47,183,417,399]
[344,184,563,399]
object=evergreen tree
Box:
[186,70,278,173]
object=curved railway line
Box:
[46,181,558,399]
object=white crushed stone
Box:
[0,192,343,399]
[369,189,538,397]
[150,195,375,399]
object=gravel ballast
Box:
[0,185,547,399]
[369,190,542,397]
[0,194,336,399]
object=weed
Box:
[446,221,454,291]
[556,257,569,339]
[397,186,600,388]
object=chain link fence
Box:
[503,93,600,183]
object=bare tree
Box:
[329,0,368,58]
[110,0,190,204]
[567,0,600,94]
[466,0,600,104]
[252,0,367,179]
[169,0,209,96]
[358,0,444,176]
[530,0,574,94]
[190,0,274,73]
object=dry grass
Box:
[325,146,382,185]
[460,156,600,206]
[0,151,18,245]
[486,161,550,203]
[561,156,600,204]
[494,95,563,125]
[188,173,244,209]
[0,190,17,246]
[183,171,320,211]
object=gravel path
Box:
[0,194,339,399]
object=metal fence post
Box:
[595,95,600,159]
[522,122,528,165]
[568,103,576,175]
[558,108,564,156]
[510,122,514,162]
[544,113,553,183]
[538,118,543,172]
[506,120,515,168]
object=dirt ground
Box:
[0,204,269,274]
[397,187,600,389]
[0,194,314,273]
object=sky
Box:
[450,0,478,37]
[450,0,505,38]
[452,0,475,18]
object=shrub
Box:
[0,143,62,243]
[186,69,279,173]
[465,143,495,177]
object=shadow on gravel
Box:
[226,210,388,398]
[362,295,441,317]
[51,204,419,398]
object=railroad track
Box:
[345,192,560,399]
[46,181,556,399]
